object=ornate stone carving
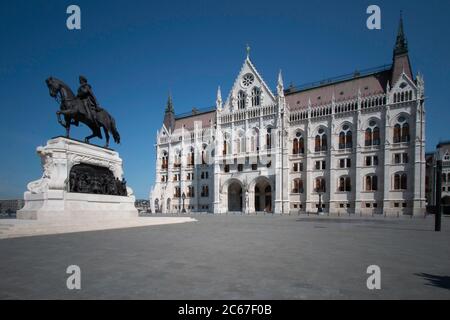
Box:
[18,136,138,220]
[69,164,128,196]
[27,147,54,194]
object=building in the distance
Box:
[426,141,450,214]
[150,16,426,216]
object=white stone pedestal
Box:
[17,137,138,221]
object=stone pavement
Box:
[0,214,449,299]
[0,216,196,239]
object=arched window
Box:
[365,175,378,191]
[223,140,227,155]
[315,177,326,192]
[299,135,305,154]
[201,185,209,197]
[292,131,305,155]
[174,150,181,168]
[266,128,272,150]
[373,127,380,145]
[187,147,194,166]
[201,144,207,165]
[394,116,410,143]
[315,128,327,152]
[394,173,408,190]
[393,124,401,143]
[250,128,260,152]
[338,125,352,149]
[365,128,372,146]
[238,91,246,109]
[401,123,410,142]
[251,87,261,107]
[315,135,321,152]
[223,133,230,155]
[235,131,245,154]
[365,120,380,146]
[292,178,303,193]
[161,151,168,170]
[187,186,195,197]
[338,176,351,192]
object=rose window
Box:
[241,73,254,88]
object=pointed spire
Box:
[277,69,284,87]
[165,92,174,113]
[277,69,284,97]
[217,86,222,102]
[394,11,408,56]
[216,86,223,111]
[246,43,251,59]
[163,92,175,132]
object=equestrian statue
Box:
[45,76,120,148]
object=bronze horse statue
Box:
[45,77,120,147]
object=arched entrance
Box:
[166,198,171,213]
[254,178,272,213]
[228,181,243,212]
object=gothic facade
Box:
[426,141,450,213]
[150,18,426,216]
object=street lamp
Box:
[435,159,443,232]
[182,192,186,213]
[315,187,324,215]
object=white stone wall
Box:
[151,60,426,216]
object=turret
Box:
[163,93,175,133]
[391,12,413,83]
[216,86,223,111]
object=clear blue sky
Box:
[0,0,449,199]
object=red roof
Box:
[286,69,391,110]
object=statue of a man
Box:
[77,75,100,126]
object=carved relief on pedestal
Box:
[26,137,128,196]
[27,147,54,194]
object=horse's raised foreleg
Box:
[56,111,65,128]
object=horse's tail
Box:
[110,115,121,144]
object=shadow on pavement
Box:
[416,273,450,290]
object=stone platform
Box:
[0,216,197,239]
[17,137,138,220]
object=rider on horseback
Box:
[77,75,101,127]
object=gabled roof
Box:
[224,56,276,108]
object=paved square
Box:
[0,214,449,299]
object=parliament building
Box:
[150,17,426,216]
